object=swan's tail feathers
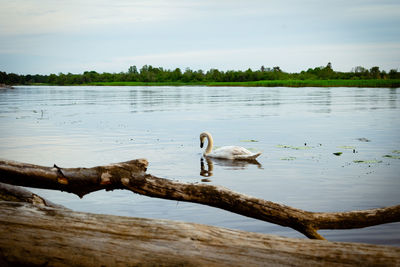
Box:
[249,152,262,159]
[237,152,262,160]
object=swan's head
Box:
[199,132,211,148]
[200,133,207,148]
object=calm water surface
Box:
[1,86,399,245]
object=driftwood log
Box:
[1,198,400,266]
[0,181,64,208]
[0,159,399,240]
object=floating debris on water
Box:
[357,137,371,142]
[333,152,343,156]
[392,150,400,154]
[338,145,356,149]
[291,146,311,150]
[276,144,312,150]
[241,139,259,142]
[280,157,297,161]
[276,145,291,148]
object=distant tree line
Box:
[1,63,400,85]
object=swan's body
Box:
[200,132,261,160]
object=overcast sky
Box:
[1,0,399,74]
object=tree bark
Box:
[0,159,399,240]
[0,182,65,209]
[1,200,399,267]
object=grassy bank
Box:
[85,79,400,88]
[87,81,204,86]
[208,79,400,88]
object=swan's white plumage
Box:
[200,132,261,160]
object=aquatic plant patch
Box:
[276,145,312,150]
[353,160,383,164]
[383,155,400,159]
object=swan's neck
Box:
[204,133,213,155]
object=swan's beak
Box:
[200,140,204,148]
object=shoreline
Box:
[25,79,400,88]
[0,84,14,89]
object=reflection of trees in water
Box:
[306,89,332,113]
[128,88,189,113]
[389,89,397,109]
[127,87,398,115]
[352,88,399,111]
[127,87,286,113]
[200,157,262,178]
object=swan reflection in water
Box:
[200,157,262,179]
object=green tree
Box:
[389,69,399,79]
[171,68,182,81]
[320,62,335,79]
[370,66,380,79]
[273,66,281,72]
[352,66,369,79]
[128,65,138,74]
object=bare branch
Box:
[1,159,399,240]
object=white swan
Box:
[200,132,261,160]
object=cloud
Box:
[78,42,400,73]
[1,0,399,73]
[4,0,397,36]
[0,0,191,35]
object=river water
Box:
[0,86,399,246]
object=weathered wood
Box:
[1,201,399,267]
[1,159,399,240]
[0,159,148,198]
[0,182,65,209]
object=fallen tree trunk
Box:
[0,159,399,240]
[0,181,65,209]
[1,200,399,267]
